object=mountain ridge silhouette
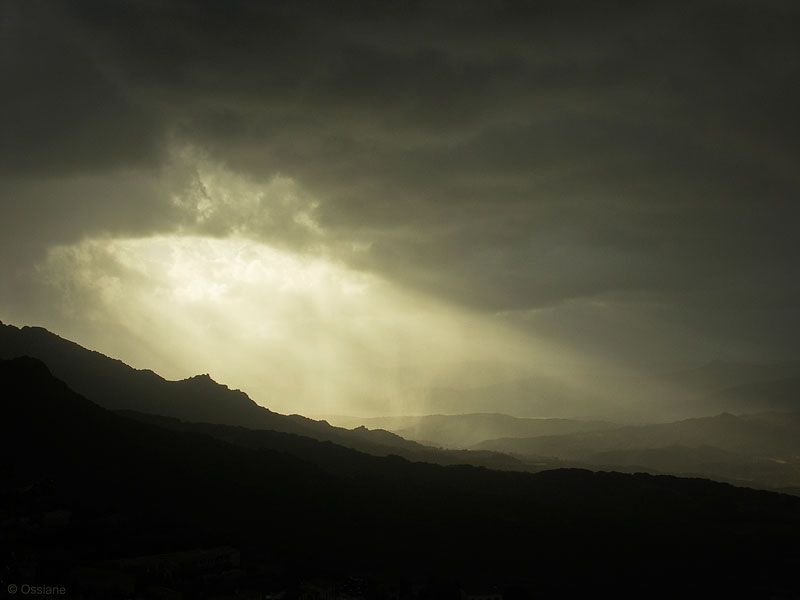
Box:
[0,320,528,470]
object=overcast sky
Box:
[1,1,798,416]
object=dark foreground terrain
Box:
[2,357,800,599]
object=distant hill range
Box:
[327,406,800,494]
[326,413,618,449]
[327,409,800,493]
[4,355,800,598]
[472,411,800,493]
[473,412,800,459]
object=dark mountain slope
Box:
[0,357,329,516]
[121,409,800,496]
[0,320,282,422]
[3,357,800,598]
[115,410,521,481]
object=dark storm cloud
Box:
[2,1,799,344]
[0,0,171,296]
[0,2,164,174]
